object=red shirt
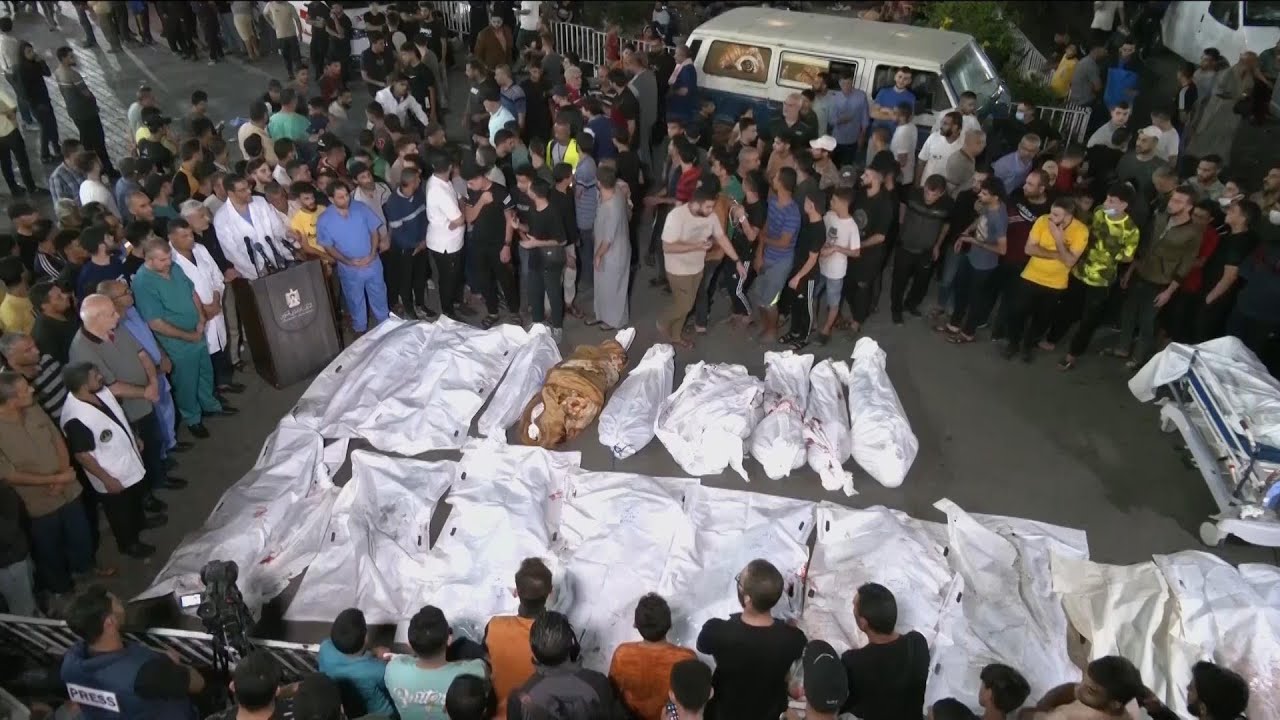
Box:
[1180,226,1219,294]
[319,74,343,103]
[675,166,700,203]
[605,32,621,64]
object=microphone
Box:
[262,235,292,269]
[254,242,279,274]
[242,236,263,275]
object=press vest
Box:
[60,641,197,720]
[487,615,536,718]
[545,139,580,170]
[60,390,145,494]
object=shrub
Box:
[918,1,1017,69]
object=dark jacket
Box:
[0,484,28,569]
[506,664,629,720]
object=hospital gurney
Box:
[1130,338,1280,548]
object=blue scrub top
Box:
[316,200,384,261]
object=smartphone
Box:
[178,593,201,609]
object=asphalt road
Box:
[0,9,1274,638]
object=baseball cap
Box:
[837,165,859,186]
[810,135,837,152]
[143,114,172,130]
[802,640,849,712]
[316,132,342,152]
[1138,125,1162,140]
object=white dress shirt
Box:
[80,178,120,217]
[374,86,430,127]
[425,174,464,253]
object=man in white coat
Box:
[59,362,155,559]
[168,218,242,396]
[212,174,295,280]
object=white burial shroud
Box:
[749,351,814,480]
[655,362,764,480]
[283,451,457,624]
[1054,551,1280,720]
[291,316,530,454]
[475,323,563,439]
[598,343,676,459]
[800,500,1088,716]
[847,337,918,488]
[132,421,348,613]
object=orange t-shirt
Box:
[608,641,697,720]
[486,615,536,718]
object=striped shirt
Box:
[1,354,67,419]
[48,163,85,205]
[573,156,598,231]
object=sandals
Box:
[1057,356,1077,371]
[947,333,976,344]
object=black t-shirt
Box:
[327,13,354,53]
[947,188,981,245]
[792,218,826,277]
[511,187,533,223]
[361,47,396,87]
[466,182,514,248]
[1203,230,1255,299]
[696,614,807,720]
[123,253,145,281]
[615,150,641,200]
[527,204,567,246]
[549,188,578,245]
[403,61,435,110]
[133,655,191,701]
[31,314,79,365]
[794,177,826,216]
[521,77,552,143]
[856,187,894,246]
[611,87,640,133]
[840,631,930,720]
[765,118,816,150]
[138,140,175,174]
[11,230,37,276]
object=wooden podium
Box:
[233,260,341,389]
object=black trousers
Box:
[202,20,223,61]
[429,248,464,317]
[309,32,329,74]
[527,248,566,328]
[844,245,885,323]
[71,115,114,176]
[278,35,301,78]
[99,480,144,550]
[1046,275,1111,357]
[1004,278,1064,352]
[889,247,933,315]
[787,278,816,339]
[132,411,168,494]
[386,247,431,311]
[31,101,60,159]
[0,129,36,193]
[474,244,519,315]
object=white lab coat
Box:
[212,197,292,279]
[170,243,228,353]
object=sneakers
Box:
[188,423,210,439]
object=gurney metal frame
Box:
[1155,350,1280,548]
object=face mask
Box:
[1105,207,1123,218]
[1271,209,1280,225]
[1015,110,1026,122]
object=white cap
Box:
[810,135,837,152]
[1138,126,1162,139]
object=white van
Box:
[1161,1,1280,63]
[684,7,1010,133]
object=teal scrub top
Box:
[131,264,201,341]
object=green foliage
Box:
[1003,66,1057,106]
[918,1,1017,69]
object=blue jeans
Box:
[29,497,93,594]
[935,248,966,313]
[336,262,389,332]
[0,557,37,615]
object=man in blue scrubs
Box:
[317,182,388,334]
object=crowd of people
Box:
[55,555,1252,719]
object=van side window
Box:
[1207,0,1240,29]
[872,64,947,115]
[702,40,773,84]
[776,52,859,91]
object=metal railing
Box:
[1035,103,1093,144]
[1007,18,1052,80]
[0,614,319,682]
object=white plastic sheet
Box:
[554,471,700,671]
[848,338,918,488]
[284,452,457,624]
[134,422,346,613]
[1056,551,1280,720]
[750,352,814,480]
[656,362,764,480]
[662,486,815,651]
[477,324,563,439]
[804,359,853,495]
[598,343,675,459]
[291,317,529,454]
[925,499,1089,710]
[409,439,582,642]
[1130,337,1280,449]
[800,503,953,655]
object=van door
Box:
[695,38,779,125]
[1199,0,1245,58]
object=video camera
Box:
[196,560,255,663]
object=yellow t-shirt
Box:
[1021,215,1090,290]
[290,208,325,255]
[0,293,34,334]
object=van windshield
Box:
[1245,1,1280,26]
[943,42,1000,102]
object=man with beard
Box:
[53,47,114,177]
[462,163,518,329]
[1139,661,1248,720]
[988,169,1052,340]
[316,182,387,336]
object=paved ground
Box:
[1,9,1276,636]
